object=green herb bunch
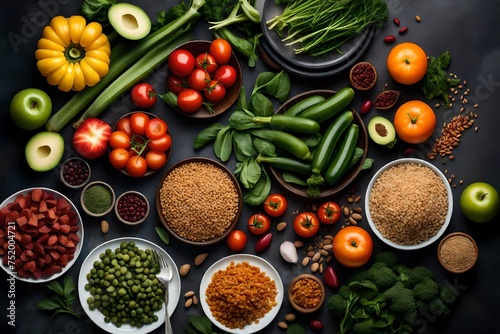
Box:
[37,275,81,319]
[327,252,459,334]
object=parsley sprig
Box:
[36,275,81,319]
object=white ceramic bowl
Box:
[365,158,453,250]
[0,187,84,283]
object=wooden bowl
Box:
[288,274,325,314]
[349,61,377,90]
[437,232,478,274]
[165,40,242,118]
[269,90,368,199]
[155,157,243,246]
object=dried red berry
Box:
[375,90,401,109]
[384,35,396,43]
[360,100,373,115]
[399,26,408,34]
[393,18,401,26]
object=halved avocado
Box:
[368,116,397,148]
[25,131,65,172]
[108,3,151,40]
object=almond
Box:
[194,253,208,266]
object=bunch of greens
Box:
[327,252,459,334]
[36,276,81,319]
[266,0,389,56]
[193,70,291,205]
[422,50,461,109]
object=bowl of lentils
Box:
[60,157,91,189]
[115,191,149,225]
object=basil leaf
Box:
[249,92,274,117]
[193,123,224,149]
[37,298,64,311]
[214,126,233,162]
[63,275,76,298]
[282,172,307,186]
[155,227,170,245]
[158,91,178,108]
[253,137,276,156]
[287,323,306,334]
[46,280,65,297]
[188,315,213,334]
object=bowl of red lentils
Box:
[437,232,478,274]
[115,190,149,225]
[349,61,377,90]
[60,157,91,189]
[288,274,325,314]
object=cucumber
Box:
[252,114,320,134]
[310,110,354,174]
[284,95,326,116]
[255,154,312,175]
[299,87,355,124]
[324,124,360,186]
[249,128,312,161]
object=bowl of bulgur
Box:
[199,254,283,333]
[155,157,242,246]
[365,158,453,250]
[437,232,478,274]
[288,274,325,314]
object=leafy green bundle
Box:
[327,252,459,334]
[422,50,461,109]
[266,0,389,56]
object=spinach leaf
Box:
[214,126,233,162]
[193,123,224,149]
[237,86,248,110]
[253,137,276,156]
[243,166,271,205]
[287,323,306,334]
[249,92,274,117]
[228,110,261,130]
[155,226,170,245]
[233,130,256,161]
[282,172,307,186]
[266,70,291,102]
[236,157,262,189]
[252,71,277,96]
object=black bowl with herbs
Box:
[80,181,115,217]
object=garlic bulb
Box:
[280,241,298,263]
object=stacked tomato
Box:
[108,112,172,177]
[167,39,238,113]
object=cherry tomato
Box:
[263,194,288,217]
[293,212,320,238]
[177,88,203,113]
[129,112,150,136]
[108,131,131,150]
[145,150,167,170]
[168,49,195,77]
[148,133,172,152]
[204,80,226,103]
[195,52,218,74]
[393,100,436,144]
[145,118,168,140]
[226,229,247,251]
[126,155,148,177]
[187,68,210,91]
[213,65,237,87]
[130,83,157,109]
[332,226,373,268]
[317,201,341,224]
[109,148,130,170]
[247,213,271,235]
[115,117,132,137]
[209,38,232,65]
[167,74,185,95]
[386,42,428,85]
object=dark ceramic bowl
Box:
[268,90,368,199]
[114,190,150,225]
[165,40,242,118]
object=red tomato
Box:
[126,155,148,177]
[167,74,185,94]
[226,230,247,251]
[209,38,232,65]
[130,83,157,109]
[247,213,271,235]
[263,194,288,217]
[204,80,226,103]
[72,118,111,159]
[129,112,150,136]
[145,118,168,140]
[177,88,203,113]
[187,68,210,91]
[317,201,341,224]
[148,134,172,152]
[109,131,131,150]
[145,150,167,170]
[168,49,195,77]
[213,65,237,87]
[109,148,130,170]
[293,212,320,238]
[332,226,373,268]
[195,52,218,74]
[115,117,133,137]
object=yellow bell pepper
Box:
[35,15,111,92]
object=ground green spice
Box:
[83,184,113,214]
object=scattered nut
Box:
[185,298,193,308]
[278,322,288,329]
[192,295,198,305]
[179,264,191,276]
[184,290,195,298]
[100,220,109,234]
[284,313,296,322]
[294,240,304,248]
[311,262,320,273]
[194,253,208,266]
[277,222,287,231]
[302,257,310,266]
[351,213,363,221]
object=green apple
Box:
[25,131,65,172]
[460,182,500,223]
[10,88,52,130]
